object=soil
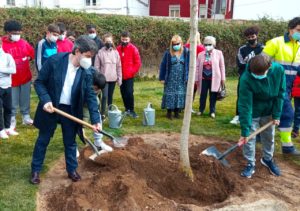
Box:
[37,133,300,211]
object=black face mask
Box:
[248,39,257,45]
[121,41,129,47]
[105,42,113,49]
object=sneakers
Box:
[191,109,196,114]
[23,115,33,125]
[196,112,202,116]
[0,129,9,139]
[96,141,113,152]
[260,158,281,176]
[127,110,138,119]
[10,116,16,129]
[6,128,19,136]
[241,163,255,178]
[230,115,240,124]
[210,113,215,118]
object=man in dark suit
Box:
[30,36,101,184]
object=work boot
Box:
[282,146,300,157]
[241,163,255,178]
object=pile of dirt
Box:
[45,137,246,210]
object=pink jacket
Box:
[94,47,122,85]
[195,49,226,92]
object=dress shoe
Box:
[30,172,40,184]
[68,171,81,182]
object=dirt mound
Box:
[46,137,246,210]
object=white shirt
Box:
[0,50,16,89]
[59,60,79,105]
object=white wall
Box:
[233,0,300,20]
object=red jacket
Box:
[117,43,141,80]
[57,38,74,53]
[292,75,300,97]
[2,36,34,87]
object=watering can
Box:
[108,104,127,129]
[143,103,155,126]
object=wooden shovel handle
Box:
[53,107,95,130]
[247,121,273,140]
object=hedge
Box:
[0,8,287,76]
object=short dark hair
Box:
[72,35,98,55]
[288,17,300,29]
[244,26,259,37]
[121,31,130,38]
[86,24,96,31]
[47,24,60,34]
[56,22,66,33]
[4,20,22,32]
[93,71,106,90]
[249,54,271,74]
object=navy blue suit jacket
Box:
[34,52,100,131]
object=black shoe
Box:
[30,172,40,185]
[166,110,172,120]
[68,171,81,182]
[174,111,180,119]
[129,111,138,119]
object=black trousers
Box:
[0,87,12,130]
[101,81,116,114]
[120,78,134,111]
[199,80,217,114]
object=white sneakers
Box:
[22,115,33,125]
[230,115,240,124]
[0,130,9,139]
[95,140,113,152]
[210,113,216,118]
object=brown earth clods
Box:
[40,134,300,211]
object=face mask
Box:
[205,45,214,51]
[251,72,267,80]
[121,41,129,47]
[11,34,21,42]
[79,57,92,69]
[88,33,97,39]
[292,32,300,41]
[58,34,66,40]
[248,39,257,45]
[105,42,113,49]
[49,34,58,43]
[172,44,181,51]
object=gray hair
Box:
[203,36,216,46]
[72,35,98,55]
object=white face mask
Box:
[11,34,21,42]
[205,45,214,51]
[49,34,58,43]
[88,33,97,39]
[79,57,92,69]
[58,34,66,41]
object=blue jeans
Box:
[199,79,217,113]
[243,115,275,166]
[31,104,78,173]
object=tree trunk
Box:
[179,0,198,181]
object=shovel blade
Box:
[113,137,128,148]
[201,146,230,167]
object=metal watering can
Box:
[143,103,155,126]
[108,104,127,129]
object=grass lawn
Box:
[0,77,299,210]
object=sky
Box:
[233,0,300,20]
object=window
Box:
[199,4,207,18]
[7,0,15,6]
[215,0,226,14]
[169,5,180,17]
[86,0,97,6]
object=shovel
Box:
[53,108,128,154]
[201,121,273,167]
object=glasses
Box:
[204,44,212,46]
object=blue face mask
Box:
[251,72,267,80]
[172,44,181,51]
[292,32,300,41]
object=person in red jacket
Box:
[116,31,141,118]
[2,20,35,129]
[56,22,74,53]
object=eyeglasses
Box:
[204,44,212,46]
[172,43,180,46]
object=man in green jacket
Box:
[238,54,285,178]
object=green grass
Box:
[0,77,299,210]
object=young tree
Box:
[179,0,198,181]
